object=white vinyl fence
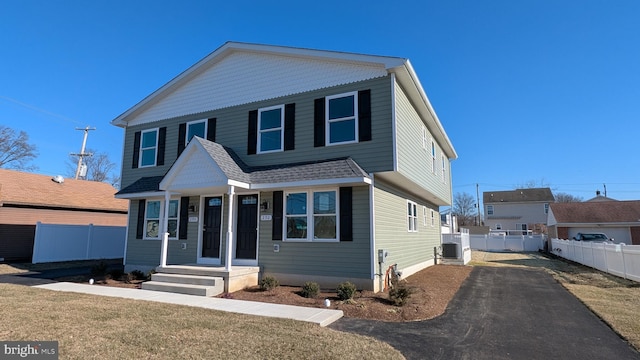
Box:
[32,222,126,263]
[440,228,472,264]
[443,233,546,252]
[550,238,640,282]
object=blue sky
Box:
[1,0,639,201]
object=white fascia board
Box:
[228,180,251,189]
[115,191,164,199]
[250,177,371,190]
[556,222,640,227]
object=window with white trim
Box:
[186,120,207,143]
[423,206,428,226]
[258,105,284,153]
[144,199,179,239]
[139,129,158,167]
[431,209,435,227]
[487,205,494,215]
[496,224,502,230]
[407,200,418,232]
[326,91,358,145]
[544,203,549,214]
[422,126,427,149]
[285,189,337,241]
[431,140,436,174]
[441,155,446,183]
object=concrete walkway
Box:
[34,282,343,327]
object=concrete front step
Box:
[151,273,223,287]
[141,281,224,297]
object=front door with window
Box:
[202,197,222,258]
[236,195,258,260]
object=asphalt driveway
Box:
[330,266,640,360]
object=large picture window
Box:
[326,92,358,145]
[140,129,158,167]
[258,105,284,153]
[285,189,337,241]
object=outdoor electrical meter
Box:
[378,249,388,263]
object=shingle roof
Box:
[550,201,640,223]
[484,188,555,203]
[0,169,128,212]
[118,138,370,195]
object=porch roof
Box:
[117,137,371,198]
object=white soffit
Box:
[127,51,389,126]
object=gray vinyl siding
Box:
[119,76,394,190]
[394,80,452,204]
[257,186,372,279]
[373,179,440,272]
[124,197,199,267]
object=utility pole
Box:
[476,183,480,226]
[71,126,95,179]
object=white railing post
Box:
[225,185,235,272]
[160,232,169,268]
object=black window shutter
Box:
[272,191,283,240]
[157,127,166,166]
[247,110,258,155]
[177,123,186,157]
[179,196,189,240]
[132,131,141,169]
[314,98,325,147]
[358,89,372,142]
[339,187,353,241]
[136,199,146,239]
[207,118,217,142]
[284,103,295,151]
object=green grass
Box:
[0,284,403,359]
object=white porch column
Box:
[225,185,235,271]
[160,191,171,268]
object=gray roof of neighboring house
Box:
[550,201,640,224]
[484,188,555,203]
[117,138,370,195]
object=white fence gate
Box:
[443,233,546,252]
[550,238,640,282]
[32,222,126,264]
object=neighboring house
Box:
[548,201,640,245]
[586,191,617,202]
[440,211,458,234]
[483,188,554,235]
[0,169,128,261]
[111,42,457,292]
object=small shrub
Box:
[108,268,124,280]
[130,270,146,280]
[336,281,357,301]
[146,269,156,281]
[389,284,413,306]
[90,261,108,276]
[300,281,320,298]
[124,272,135,284]
[259,276,279,291]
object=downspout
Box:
[160,191,171,268]
[225,185,235,271]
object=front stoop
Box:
[141,265,259,296]
[142,273,224,297]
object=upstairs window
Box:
[140,129,158,167]
[186,120,207,143]
[544,203,549,214]
[407,200,418,232]
[258,105,284,153]
[431,140,437,174]
[441,155,447,183]
[487,205,494,215]
[326,91,358,145]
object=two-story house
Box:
[112,42,457,294]
[483,188,555,235]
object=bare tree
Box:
[0,125,37,170]
[67,148,119,185]
[554,192,583,203]
[453,192,477,226]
